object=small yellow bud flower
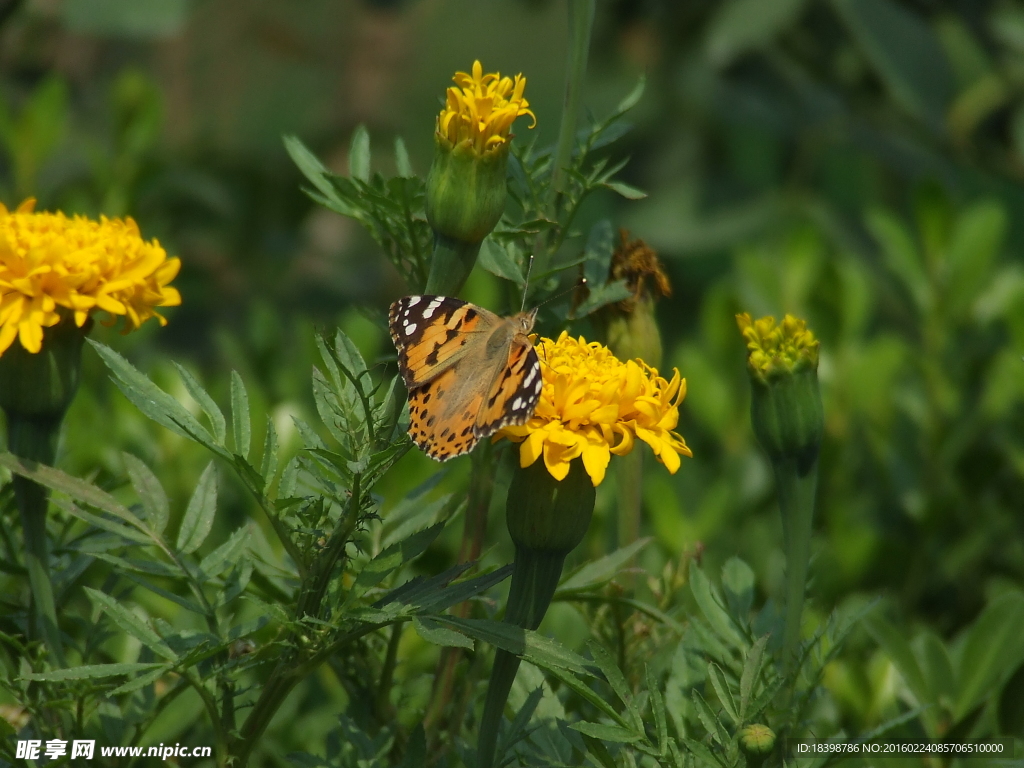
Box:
[436,60,536,157]
[736,312,820,384]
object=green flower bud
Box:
[739,724,776,763]
[426,136,509,246]
[737,313,823,475]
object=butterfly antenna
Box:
[534,276,587,310]
[520,253,535,312]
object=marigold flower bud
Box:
[737,313,823,474]
[739,724,776,762]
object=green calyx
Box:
[749,366,824,476]
[506,457,596,555]
[425,135,508,246]
[0,315,90,424]
[739,724,776,763]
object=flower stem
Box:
[8,413,65,664]
[535,0,595,276]
[774,456,818,680]
[425,233,482,296]
[477,546,566,768]
[615,450,644,587]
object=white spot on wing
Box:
[423,297,444,319]
[512,397,523,410]
[405,322,418,335]
[407,296,422,307]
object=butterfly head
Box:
[513,307,538,336]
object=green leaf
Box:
[85,587,177,661]
[109,664,172,696]
[647,665,668,756]
[588,641,642,729]
[283,135,351,212]
[914,631,955,707]
[199,525,251,578]
[260,415,278,493]
[570,722,641,744]
[601,180,647,200]
[230,371,251,459]
[23,662,164,682]
[435,617,590,676]
[706,0,808,67]
[691,688,730,747]
[349,125,371,182]
[479,237,525,285]
[865,208,928,311]
[558,538,649,594]
[683,737,726,768]
[177,462,218,554]
[89,341,221,453]
[0,453,151,538]
[356,521,446,590]
[582,219,615,290]
[50,497,153,546]
[864,612,932,710]
[122,453,169,535]
[955,590,1024,720]
[833,0,954,128]
[739,635,768,721]
[689,562,746,649]
[946,201,1006,312]
[413,617,473,649]
[572,280,633,318]
[707,662,739,724]
[394,137,413,177]
[614,76,646,117]
[174,363,226,445]
[721,557,755,622]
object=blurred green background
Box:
[4,0,1024,754]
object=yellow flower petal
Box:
[0,202,181,356]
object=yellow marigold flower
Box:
[437,60,536,156]
[497,332,692,487]
[736,312,819,383]
[0,199,181,356]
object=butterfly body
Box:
[389,295,542,461]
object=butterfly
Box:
[388,295,542,461]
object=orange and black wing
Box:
[388,296,496,387]
[407,367,487,461]
[474,341,542,438]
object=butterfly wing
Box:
[389,296,499,387]
[407,367,488,461]
[474,338,542,438]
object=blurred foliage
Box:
[0,0,1024,764]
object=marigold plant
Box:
[497,331,691,486]
[0,199,181,355]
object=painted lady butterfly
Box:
[388,295,542,461]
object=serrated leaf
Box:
[558,538,649,594]
[23,662,164,681]
[479,237,525,285]
[88,341,220,453]
[85,587,177,660]
[647,665,668,756]
[435,616,589,676]
[602,180,647,199]
[284,135,346,209]
[691,688,730,746]
[570,722,641,743]
[356,521,446,590]
[122,453,169,534]
[50,497,153,546]
[177,462,217,554]
[199,525,250,578]
[739,635,768,720]
[260,415,278,493]
[394,136,413,177]
[689,562,746,649]
[707,662,739,724]
[173,362,226,445]
[230,371,251,459]
[109,664,172,696]
[413,617,472,649]
[587,641,642,729]
[349,125,370,181]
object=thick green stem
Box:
[9,414,64,664]
[425,233,482,297]
[774,456,818,679]
[477,546,567,768]
[615,450,644,587]
[535,0,595,277]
